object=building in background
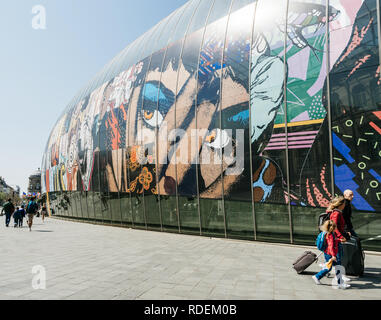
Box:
[41,0,381,251]
[28,169,41,195]
[0,176,16,205]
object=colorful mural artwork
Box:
[41,0,380,221]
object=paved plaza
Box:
[0,216,380,300]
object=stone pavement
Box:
[0,216,380,300]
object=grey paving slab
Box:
[1,216,381,300]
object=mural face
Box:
[42,0,380,216]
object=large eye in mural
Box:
[140,81,174,129]
[204,129,230,150]
[143,109,164,128]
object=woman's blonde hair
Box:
[328,196,345,211]
[320,220,337,233]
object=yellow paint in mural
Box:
[274,119,324,128]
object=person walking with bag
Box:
[312,220,350,289]
[343,189,358,237]
[1,198,15,227]
[26,197,38,232]
[326,196,352,284]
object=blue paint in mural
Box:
[332,132,355,164]
[369,169,381,182]
[253,159,274,202]
[143,83,166,102]
[334,164,375,212]
[228,110,249,125]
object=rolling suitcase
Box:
[341,236,365,276]
[293,251,322,274]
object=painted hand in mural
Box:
[250,35,285,148]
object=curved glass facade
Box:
[41,0,381,251]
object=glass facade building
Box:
[41,0,381,251]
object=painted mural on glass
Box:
[42,0,380,214]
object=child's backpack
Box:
[316,231,328,252]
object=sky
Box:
[0,0,188,194]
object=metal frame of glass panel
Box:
[197,0,235,238]
[183,0,216,235]
[139,13,176,231]
[153,0,193,233]
[248,0,259,240]
[218,0,236,238]
[284,0,293,244]
[325,0,335,199]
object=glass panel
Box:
[187,0,214,34]
[86,191,95,221]
[230,0,255,13]
[251,0,290,242]
[54,192,61,216]
[108,49,130,84]
[329,0,381,251]
[127,56,152,229]
[92,125,103,222]
[157,3,189,51]
[198,2,231,237]
[120,192,133,226]
[112,63,137,227]
[54,192,62,216]
[141,51,165,231]
[71,192,79,218]
[99,140,113,223]
[49,192,57,217]
[207,0,232,25]
[285,0,330,243]
[109,192,121,223]
[151,11,178,53]
[76,191,83,218]
[92,166,103,222]
[175,28,205,234]
[157,41,183,232]
[172,0,201,43]
[222,1,256,240]
[80,191,89,220]
[66,193,71,217]
[121,36,145,74]
[141,24,165,60]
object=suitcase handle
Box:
[315,251,323,262]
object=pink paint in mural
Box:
[313,183,330,207]
[347,54,371,78]
[306,178,316,207]
[320,165,331,199]
[334,18,374,68]
[307,51,327,97]
[290,111,310,122]
[339,0,364,25]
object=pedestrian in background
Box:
[1,198,15,227]
[343,189,358,237]
[13,206,20,228]
[26,197,38,232]
[41,204,47,223]
[16,205,26,227]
